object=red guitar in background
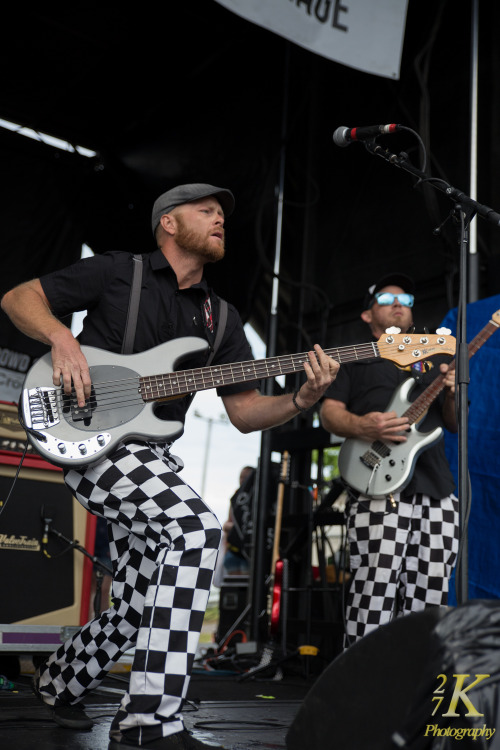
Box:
[269,450,289,637]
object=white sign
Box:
[0,367,24,404]
[0,346,31,403]
[214,0,409,79]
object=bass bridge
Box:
[27,387,60,430]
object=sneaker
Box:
[108,728,226,749]
[32,665,93,730]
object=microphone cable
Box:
[0,442,29,521]
[0,400,47,521]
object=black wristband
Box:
[292,390,310,413]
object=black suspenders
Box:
[121,253,228,363]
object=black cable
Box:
[397,126,427,174]
[193,719,290,731]
[17,400,47,443]
[339,509,353,650]
[41,536,75,560]
[0,442,28,520]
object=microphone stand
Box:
[48,525,113,616]
[362,137,500,604]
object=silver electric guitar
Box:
[20,331,455,469]
[339,311,500,499]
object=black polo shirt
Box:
[40,250,260,426]
[324,354,456,499]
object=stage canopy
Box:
[1,0,500,370]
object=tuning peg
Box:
[407,325,415,333]
[385,326,401,334]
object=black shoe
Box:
[32,666,93,730]
[108,728,226,749]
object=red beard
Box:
[175,216,225,263]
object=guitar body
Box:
[338,378,443,499]
[270,559,284,636]
[20,337,210,468]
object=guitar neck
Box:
[139,342,380,402]
[404,318,499,424]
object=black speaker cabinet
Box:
[0,403,94,626]
[216,577,249,644]
[286,608,443,750]
[287,602,500,750]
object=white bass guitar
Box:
[339,312,500,499]
[20,331,455,469]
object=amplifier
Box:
[0,402,94,626]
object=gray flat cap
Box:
[151,183,235,234]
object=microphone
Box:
[333,123,400,147]
[42,519,51,544]
[41,505,54,546]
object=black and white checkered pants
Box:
[344,492,459,645]
[36,441,221,745]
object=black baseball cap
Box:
[151,183,235,235]
[363,272,415,310]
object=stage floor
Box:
[0,660,315,750]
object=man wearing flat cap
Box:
[320,273,459,647]
[1,184,339,750]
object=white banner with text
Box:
[214,0,409,79]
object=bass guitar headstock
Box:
[377,327,456,367]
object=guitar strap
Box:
[206,296,228,367]
[121,250,228,369]
[122,254,144,354]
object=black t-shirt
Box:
[40,250,260,427]
[323,354,456,499]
